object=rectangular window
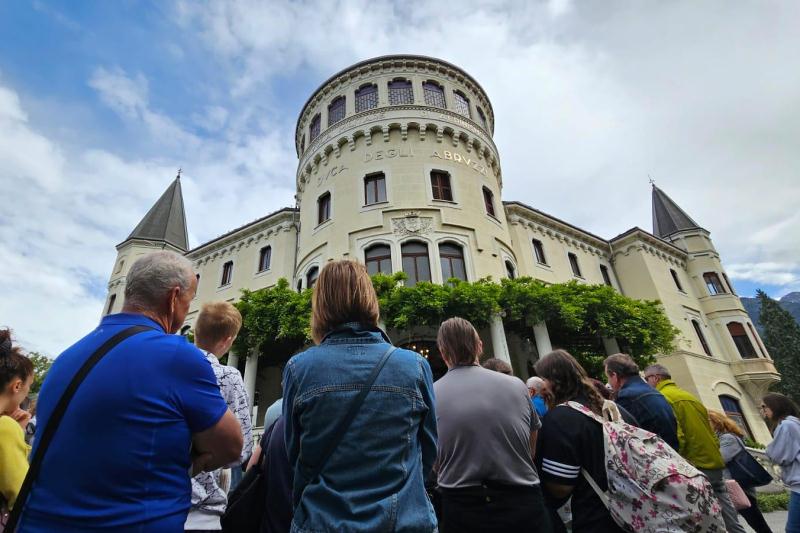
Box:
[704,272,726,295]
[722,272,736,295]
[309,114,321,142]
[364,173,387,205]
[728,322,757,358]
[692,320,712,356]
[477,107,489,131]
[318,192,331,225]
[388,80,413,105]
[221,261,233,286]
[106,294,116,315]
[355,85,378,112]
[258,246,272,272]
[568,252,582,278]
[532,239,547,265]
[600,265,612,286]
[670,269,684,292]
[430,171,453,201]
[453,91,471,118]
[482,187,495,217]
[747,323,768,357]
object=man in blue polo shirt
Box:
[17,251,243,532]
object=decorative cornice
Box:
[609,227,688,267]
[504,203,611,257]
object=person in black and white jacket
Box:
[185,302,253,533]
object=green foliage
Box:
[743,437,765,450]
[758,289,800,403]
[756,491,790,512]
[27,351,53,394]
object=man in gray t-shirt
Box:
[433,318,552,533]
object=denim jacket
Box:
[615,376,680,451]
[283,324,438,533]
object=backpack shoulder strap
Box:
[7,324,153,530]
[582,469,610,509]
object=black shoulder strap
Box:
[301,345,397,492]
[7,324,153,530]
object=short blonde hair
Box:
[437,317,482,365]
[195,302,242,347]
[311,260,380,344]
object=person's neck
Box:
[197,344,223,358]
[0,396,11,416]
[122,306,170,333]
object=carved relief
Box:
[392,212,434,236]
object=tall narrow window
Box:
[704,272,726,295]
[722,273,737,295]
[719,395,753,439]
[106,294,117,315]
[402,242,431,286]
[328,96,346,126]
[670,269,684,292]
[194,274,200,298]
[532,239,547,265]
[440,243,467,282]
[747,323,767,357]
[692,319,712,356]
[727,322,757,358]
[365,244,392,275]
[453,91,471,118]
[505,260,516,279]
[300,135,305,153]
[306,266,319,289]
[600,265,612,286]
[477,107,489,130]
[388,79,413,105]
[221,261,234,286]
[258,246,272,272]
[318,192,331,225]
[568,253,582,278]
[423,81,446,108]
[355,84,378,112]
[309,114,321,142]
[364,173,387,205]
[482,187,496,217]
[430,171,453,201]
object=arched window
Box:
[747,323,767,357]
[106,294,117,315]
[727,322,757,358]
[691,319,712,356]
[439,243,466,282]
[258,246,272,272]
[300,135,305,153]
[505,260,516,279]
[482,186,495,217]
[423,81,446,108]
[365,244,392,275]
[532,239,547,265]
[309,114,321,142]
[328,96,346,126]
[453,90,471,118]
[306,266,319,289]
[477,107,489,130]
[703,272,726,295]
[719,395,753,439]
[318,192,331,225]
[355,84,378,112]
[401,242,431,286]
[221,261,234,286]
[670,269,684,292]
[388,79,413,105]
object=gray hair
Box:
[644,363,672,380]
[527,376,544,392]
[124,251,194,310]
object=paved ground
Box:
[743,510,787,532]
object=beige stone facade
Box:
[106,55,778,441]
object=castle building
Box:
[105,55,779,442]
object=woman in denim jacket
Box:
[283,260,438,532]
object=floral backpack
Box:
[567,400,726,532]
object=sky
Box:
[1,0,798,355]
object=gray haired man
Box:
[18,251,243,532]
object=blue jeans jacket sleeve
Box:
[418,358,438,484]
[282,362,302,505]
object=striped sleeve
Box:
[542,458,580,479]
[538,406,582,486]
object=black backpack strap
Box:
[7,324,153,530]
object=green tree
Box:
[758,289,800,403]
[28,351,53,394]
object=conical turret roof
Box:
[124,175,189,251]
[652,185,703,238]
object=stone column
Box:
[227,351,240,370]
[602,337,621,356]
[490,314,511,364]
[244,349,259,411]
[532,322,552,357]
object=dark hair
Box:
[590,378,612,400]
[534,349,604,414]
[0,329,34,389]
[603,353,640,377]
[482,357,513,375]
[762,393,799,423]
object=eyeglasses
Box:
[644,375,658,381]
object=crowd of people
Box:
[0,251,798,532]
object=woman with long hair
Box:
[762,393,800,533]
[707,409,772,533]
[534,349,624,532]
[0,329,34,518]
[282,260,438,532]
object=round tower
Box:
[293,55,515,288]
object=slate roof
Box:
[123,176,189,251]
[652,185,703,238]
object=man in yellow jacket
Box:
[644,364,746,533]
